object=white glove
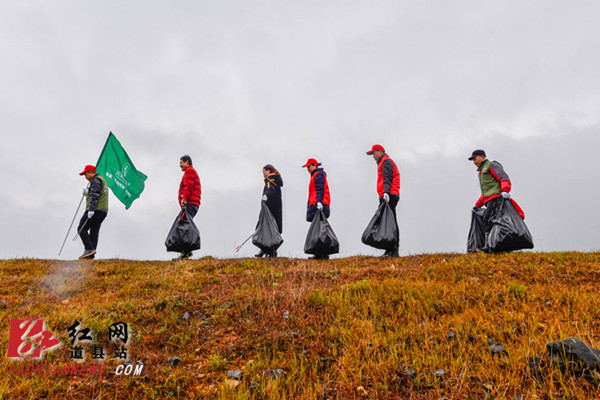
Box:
[317,202,323,210]
[501,192,510,199]
[82,188,89,196]
[262,194,268,201]
[383,193,390,202]
[87,211,95,219]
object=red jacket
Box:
[308,168,330,206]
[179,166,201,206]
[377,154,400,197]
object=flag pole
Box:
[58,193,86,256]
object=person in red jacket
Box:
[366,144,400,257]
[176,154,201,259]
[302,158,331,259]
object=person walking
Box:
[256,164,283,257]
[176,154,201,259]
[366,144,400,257]
[77,165,109,259]
[302,158,331,259]
[468,149,513,247]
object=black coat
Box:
[263,174,283,233]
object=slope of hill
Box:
[1,252,599,399]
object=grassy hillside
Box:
[1,252,599,399]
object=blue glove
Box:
[262,195,268,201]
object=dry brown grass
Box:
[1,252,599,399]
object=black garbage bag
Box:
[485,197,534,252]
[467,207,486,252]
[304,209,339,255]
[361,201,399,250]
[165,209,201,253]
[252,202,284,253]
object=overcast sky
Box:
[0,1,598,260]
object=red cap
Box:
[79,165,96,175]
[302,158,320,168]
[366,144,385,155]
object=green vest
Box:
[478,160,501,199]
[86,175,109,211]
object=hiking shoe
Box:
[79,249,96,259]
[255,250,265,258]
[173,251,193,261]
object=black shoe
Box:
[255,250,265,258]
[266,250,278,258]
[173,251,192,261]
[309,254,329,260]
[381,250,399,258]
[79,249,96,259]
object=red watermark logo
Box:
[7,317,61,360]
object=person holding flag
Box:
[59,132,147,259]
[77,165,109,259]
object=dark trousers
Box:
[78,211,107,251]
[379,194,399,252]
[185,203,199,219]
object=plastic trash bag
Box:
[485,197,534,252]
[304,209,339,255]
[361,201,399,250]
[467,207,486,252]
[467,197,534,253]
[252,202,284,253]
[165,209,201,253]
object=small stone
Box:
[227,370,242,380]
[448,331,456,341]
[182,312,190,321]
[488,340,508,356]
[136,360,144,366]
[514,396,523,400]
[551,393,564,399]
[403,368,416,379]
[168,357,181,367]
[249,382,259,391]
[265,369,285,379]
[197,374,206,379]
[61,299,70,305]
[283,311,289,320]
[469,276,480,282]
[433,369,445,378]
[547,337,600,371]
[544,300,552,307]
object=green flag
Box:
[96,132,147,209]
